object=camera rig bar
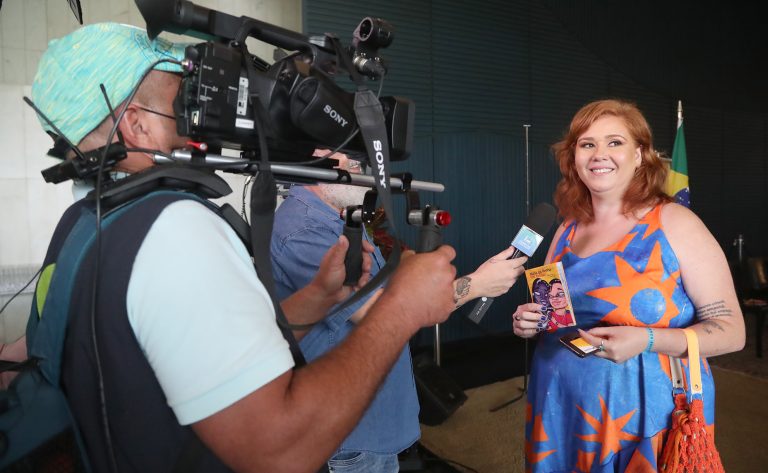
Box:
[153,150,445,193]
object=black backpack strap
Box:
[0,359,37,373]
[172,433,207,473]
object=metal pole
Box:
[734,234,745,264]
[490,123,532,412]
[524,124,531,215]
[521,124,532,395]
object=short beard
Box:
[316,183,372,210]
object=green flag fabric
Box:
[665,117,690,207]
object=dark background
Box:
[303,0,768,345]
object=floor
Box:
[404,332,532,473]
[399,443,462,473]
[407,322,768,473]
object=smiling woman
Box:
[573,115,641,200]
[552,100,671,226]
[510,98,745,472]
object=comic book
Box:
[524,262,576,332]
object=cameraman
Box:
[272,150,528,472]
[30,23,458,473]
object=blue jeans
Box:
[327,451,399,473]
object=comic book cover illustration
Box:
[524,262,576,332]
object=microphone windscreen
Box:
[467,202,557,324]
[525,203,557,237]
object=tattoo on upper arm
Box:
[696,300,732,320]
[696,300,731,335]
[454,276,471,307]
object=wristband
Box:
[645,327,655,353]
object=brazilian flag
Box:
[666,102,690,207]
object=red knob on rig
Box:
[433,210,451,227]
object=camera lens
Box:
[358,18,374,41]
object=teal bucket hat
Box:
[31,22,187,146]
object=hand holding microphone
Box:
[467,203,557,323]
[469,247,528,297]
[453,247,528,309]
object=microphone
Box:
[467,202,557,324]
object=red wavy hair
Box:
[552,99,672,223]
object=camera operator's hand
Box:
[373,245,457,332]
[281,235,373,337]
[312,235,374,303]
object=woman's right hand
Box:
[512,302,549,338]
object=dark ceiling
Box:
[544,1,768,112]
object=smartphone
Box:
[559,332,598,358]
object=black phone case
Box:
[559,333,597,357]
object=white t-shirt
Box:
[126,200,295,425]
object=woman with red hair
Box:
[512,99,744,472]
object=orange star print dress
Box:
[524,204,716,472]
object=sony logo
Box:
[323,105,348,127]
[373,139,386,188]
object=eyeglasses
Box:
[550,291,566,299]
[136,105,175,121]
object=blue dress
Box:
[525,205,716,472]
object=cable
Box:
[91,57,182,473]
[0,266,42,317]
[241,175,254,224]
[423,453,479,473]
[284,128,360,167]
[0,267,41,389]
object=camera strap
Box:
[238,43,328,351]
[323,39,403,315]
[248,150,330,473]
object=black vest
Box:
[52,191,233,472]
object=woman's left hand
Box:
[578,326,650,364]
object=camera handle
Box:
[411,203,452,365]
[417,223,443,254]
[341,207,364,286]
[418,211,444,363]
[340,187,378,285]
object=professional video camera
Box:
[128,0,451,317]
[135,0,413,163]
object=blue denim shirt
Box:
[270,186,420,455]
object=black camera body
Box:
[175,41,413,162]
[138,0,413,163]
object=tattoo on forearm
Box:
[696,300,733,320]
[454,276,472,307]
[700,319,726,335]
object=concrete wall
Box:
[0,0,302,343]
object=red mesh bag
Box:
[659,329,725,473]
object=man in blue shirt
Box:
[272,152,528,472]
